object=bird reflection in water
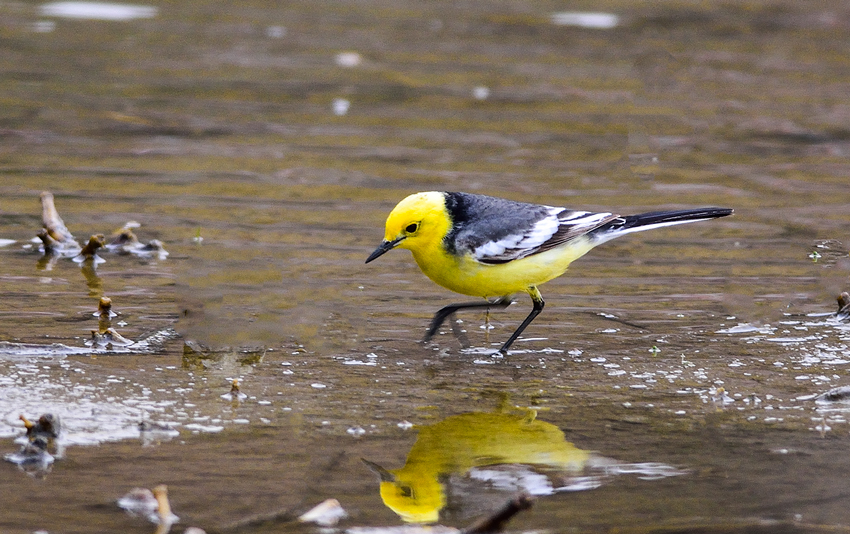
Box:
[364,409,685,524]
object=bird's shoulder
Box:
[442,192,620,264]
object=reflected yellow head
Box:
[377,477,443,524]
[362,457,443,524]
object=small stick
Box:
[461,493,533,534]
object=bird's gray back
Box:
[442,192,554,255]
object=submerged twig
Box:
[40,191,76,245]
[460,494,533,534]
[153,485,178,528]
[37,192,82,260]
[36,228,63,253]
[592,311,647,331]
[96,296,118,332]
[79,234,106,257]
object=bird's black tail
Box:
[591,207,733,243]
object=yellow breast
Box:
[409,236,596,298]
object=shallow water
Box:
[2,1,850,533]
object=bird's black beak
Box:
[365,237,403,264]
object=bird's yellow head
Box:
[365,192,450,263]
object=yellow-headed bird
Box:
[366,191,732,354]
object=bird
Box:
[366,191,733,354]
[362,409,589,523]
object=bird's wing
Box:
[468,208,621,264]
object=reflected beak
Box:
[361,458,396,482]
[365,237,404,264]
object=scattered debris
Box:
[36,191,81,269]
[87,327,135,348]
[40,191,78,247]
[138,238,169,259]
[34,191,167,265]
[36,228,75,256]
[108,221,142,247]
[73,234,106,264]
[836,292,850,321]
[117,484,179,526]
[153,484,179,526]
[711,387,735,407]
[815,386,850,404]
[21,413,62,441]
[118,487,160,521]
[139,421,181,447]
[107,221,169,259]
[0,327,178,356]
[95,296,119,319]
[3,436,54,474]
[109,227,142,252]
[95,296,120,333]
[138,421,179,433]
[298,498,348,527]
[221,379,248,401]
[3,413,63,476]
[84,295,139,349]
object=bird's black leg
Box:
[424,296,513,343]
[497,287,544,354]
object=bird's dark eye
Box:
[405,223,419,234]
[399,485,413,498]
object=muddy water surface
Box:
[2,1,850,533]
